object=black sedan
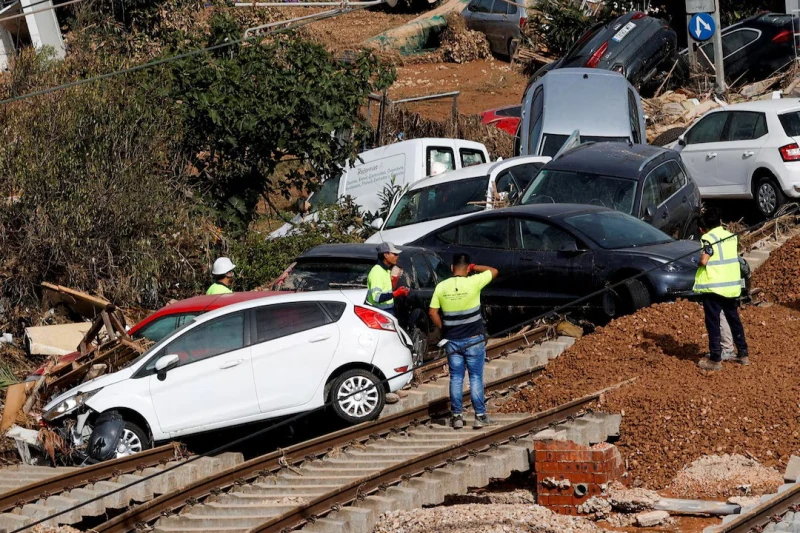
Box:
[518,142,703,241]
[408,205,702,326]
[684,13,799,85]
[530,11,677,93]
[271,243,450,364]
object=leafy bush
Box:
[0,51,215,316]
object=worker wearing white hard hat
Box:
[430,162,448,177]
[207,257,236,295]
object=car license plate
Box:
[612,22,636,42]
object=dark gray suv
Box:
[519,142,703,241]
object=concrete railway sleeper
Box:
[710,477,800,533]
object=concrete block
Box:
[0,512,31,531]
[114,474,152,502]
[405,477,444,506]
[430,469,464,496]
[584,413,622,439]
[448,460,488,489]
[499,445,533,474]
[489,359,516,375]
[92,480,128,508]
[636,510,669,527]
[785,455,800,482]
[552,423,590,446]
[338,506,374,533]
[571,418,604,445]
[216,452,245,470]
[779,483,796,493]
[65,487,106,516]
[140,466,179,495]
[472,454,507,480]
[557,335,576,348]
[357,495,396,517]
[303,517,348,533]
[533,428,568,441]
[19,503,54,521]
[385,486,421,510]
[41,495,82,524]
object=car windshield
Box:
[521,169,638,215]
[384,176,489,229]
[563,210,673,249]
[309,176,341,212]
[276,260,370,291]
[779,111,800,137]
[125,317,199,369]
[541,135,630,157]
[563,23,606,63]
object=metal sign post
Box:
[686,0,725,95]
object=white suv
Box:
[41,291,413,460]
[674,99,800,217]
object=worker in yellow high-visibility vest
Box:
[694,217,749,371]
[428,253,498,430]
[207,257,235,295]
[366,242,410,316]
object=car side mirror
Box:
[559,242,580,253]
[678,134,686,146]
[155,354,180,380]
[645,204,657,221]
[370,218,384,230]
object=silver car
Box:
[462,0,528,58]
[518,68,647,157]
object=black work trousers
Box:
[702,293,748,362]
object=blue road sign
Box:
[689,13,716,42]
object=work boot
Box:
[451,414,464,430]
[736,356,750,366]
[473,414,498,429]
[698,358,722,371]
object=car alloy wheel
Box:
[758,182,777,216]
[337,375,380,419]
[115,428,144,458]
[411,327,427,367]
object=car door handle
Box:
[706,153,717,160]
[743,151,755,158]
[308,334,332,343]
[219,359,244,370]
[682,196,688,203]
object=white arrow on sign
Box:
[695,16,711,38]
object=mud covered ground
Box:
[500,300,800,492]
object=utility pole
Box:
[686,0,724,95]
[711,7,726,94]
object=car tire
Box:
[651,127,686,147]
[754,175,785,218]
[682,218,700,241]
[411,325,428,367]
[116,420,151,458]
[330,369,385,425]
[507,38,518,61]
[625,279,651,313]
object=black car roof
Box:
[544,142,673,178]
[298,243,428,261]
[458,203,610,222]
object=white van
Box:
[269,138,490,239]
[366,155,551,245]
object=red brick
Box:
[537,494,550,505]
[564,473,595,484]
[547,495,574,506]
[593,472,611,484]
[550,506,579,516]
[534,440,587,452]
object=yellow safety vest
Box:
[694,227,742,298]
[206,283,232,295]
[430,270,493,339]
[366,264,393,310]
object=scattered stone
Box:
[385,393,400,404]
[396,390,409,399]
[607,482,660,512]
[373,504,610,533]
[785,455,800,482]
[668,454,783,499]
[728,496,761,508]
[578,496,612,518]
[542,477,571,489]
[603,513,637,528]
[445,489,536,505]
[635,510,670,527]
[438,14,491,64]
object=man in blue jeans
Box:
[428,253,499,429]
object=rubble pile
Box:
[438,14,492,64]
[643,89,719,142]
[752,233,800,305]
[501,299,800,491]
[373,503,609,533]
[667,454,784,499]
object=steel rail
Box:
[94,364,548,533]
[718,482,800,533]
[253,392,597,532]
[0,443,180,513]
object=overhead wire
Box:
[13,203,797,533]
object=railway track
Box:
[0,326,565,532]
[713,481,800,533]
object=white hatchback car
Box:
[42,290,413,459]
[367,155,551,245]
[674,99,800,217]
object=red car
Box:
[27,291,280,381]
[481,105,521,137]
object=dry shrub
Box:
[439,13,491,64]
[380,106,514,159]
[0,51,216,326]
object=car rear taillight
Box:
[394,366,409,373]
[585,42,609,68]
[631,11,646,20]
[773,29,792,44]
[354,306,396,331]
[519,16,527,28]
[780,143,800,162]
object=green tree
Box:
[171,14,396,234]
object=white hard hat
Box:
[430,162,448,176]
[212,257,236,276]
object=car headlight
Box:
[43,389,101,422]
[661,262,690,273]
